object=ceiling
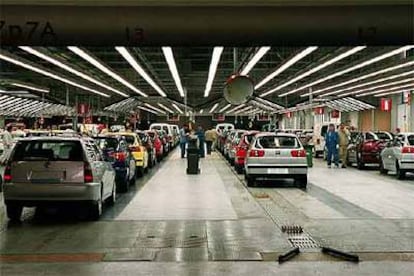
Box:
[0,46,413,116]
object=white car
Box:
[380,132,414,179]
[244,133,308,189]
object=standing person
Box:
[2,125,14,156]
[195,125,205,158]
[325,123,339,168]
[211,128,218,152]
[179,124,188,158]
[205,128,214,155]
[338,123,350,168]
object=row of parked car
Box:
[1,124,181,221]
[345,131,414,179]
[215,124,308,189]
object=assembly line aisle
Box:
[115,151,238,220]
[0,150,292,263]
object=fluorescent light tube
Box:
[162,47,185,97]
[0,52,109,98]
[261,46,366,97]
[320,71,414,97]
[209,103,219,113]
[204,47,224,97]
[281,46,414,97]
[172,103,183,114]
[255,46,317,90]
[302,61,414,97]
[138,106,158,114]
[356,82,414,97]
[355,79,414,97]
[68,46,147,97]
[20,46,127,97]
[240,47,271,75]
[144,103,166,114]
[116,47,166,97]
[10,82,49,93]
[219,104,232,113]
[157,103,174,113]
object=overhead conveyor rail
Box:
[0,95,74,117]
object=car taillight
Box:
[402,146,414,153]
[84,162,93,183]
[249,149,265,157]
[291,149,306,157]
[4,163,12,183]
[113,152,126,161]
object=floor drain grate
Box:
[281,225,303,234]
[288,235,319,249]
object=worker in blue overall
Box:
[325,123,339,168]
[195,125,205,158]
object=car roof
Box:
[256,132,297,138]
[16,136,83,141]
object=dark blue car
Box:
[94,136,136,193]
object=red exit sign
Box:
[212,113,225,121]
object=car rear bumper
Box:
[245,165,308,175]
[362,153,381,164]
[3,182,101,204]
[400,161,414,171]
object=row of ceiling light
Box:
[1,45,413,115]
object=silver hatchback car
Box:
[2,136,116,221]
[244,133,308,188]
[380,132,414,179]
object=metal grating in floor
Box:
[288,235,319,249]
[134,236,206,248]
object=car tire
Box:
[294,175,308,189]
[88,196,103,221]
[379,159,388,175]
[246,176,255,187]
[108,185,116,205]
[235,165,243,174]
[357,153,365,170]
[157,155,162,162]
[396,162,406,180]
[6,203,23,221]
[136,166,144,178]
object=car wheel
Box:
[379,159,388,175]
[235,165,243,174]
[108,185,116,205]
[89,195,103,221]
[6,203,23,221]
[136,166,144,178]
[157,155,162,162]
[294,175,308,189]
[357,153,365,170]
[246,176,255,187]
[396,162,406,180]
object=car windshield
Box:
[94,137,118,150]
[152,125,162,130]
[244,134,256,144]
[124,136,136,145]
[12,140,84,161]
[375,132,391,140]
[256,136,300,149]
[407,135,414,146]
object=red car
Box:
[347,131,393,169]
[234,131,260,174]
[146,130,164,162]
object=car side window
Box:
[366,133,374,140]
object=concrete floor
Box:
[0,149,413,275]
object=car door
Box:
[381,140,393,170]
[86,141,110,199]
